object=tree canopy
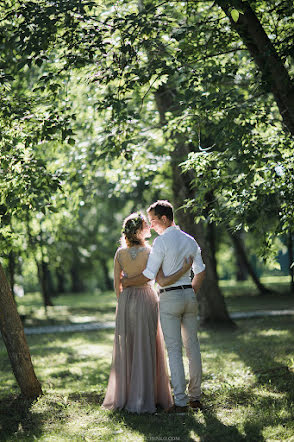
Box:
[1,0,293,288]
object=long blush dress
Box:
[102,246,173,413]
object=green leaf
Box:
[231,9,239,22]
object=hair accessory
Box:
[122,213,144,236]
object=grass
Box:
[15,290,117,327]
[1,278,294,441]
[14,276,294,328]
[220,277,294,313]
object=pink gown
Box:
[102,247,173,413]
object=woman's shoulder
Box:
[115,247,127,256]
[118,244,150,251]
[115,245,150,258]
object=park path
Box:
[23,309,294,335]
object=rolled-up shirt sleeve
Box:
[143,237,165,280]
[192,243,206,275]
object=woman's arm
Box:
[114,251,123,299]
[156,257,193,287]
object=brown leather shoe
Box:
[164,404,188,414]
[189,400,203,410]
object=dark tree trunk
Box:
[101,260,113,290]
[70,257,84,293]
[233,232,249,281]
[204,192,218,281]
[0,262,42,398]
[154,83,234,326]
[56,268,66,294]
[37,260,54,308]
[228,230,271,294]
[288,231,294,294]
[217,0,294,136]
[8,250,16,298]
[207,222,218,281]
[46,265,56,297]
[171,156,234,326]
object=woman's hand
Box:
[156,267,165,286]
[155,256,193,287]
[182,256,193,273]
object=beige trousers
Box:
[159,288,202,407]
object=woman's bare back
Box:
[116,246,151,278]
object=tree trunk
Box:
[8,250,16,297]
[0,262,42,398]
[56,268,66,294]
[154,83,234,325]
[46,264,56,297]
[233,231,249,281]
[217,0,294,136]
[101,260,113,291]
[37,260,54,308]
[288,231,294,294]
[170,151,234,326]
[70,255,84,293]
[228,230,271,294]
[204,192,218,282]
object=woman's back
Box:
[117,246,150,278]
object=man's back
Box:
[144,226,205,287]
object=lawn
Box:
[14,276,294,328]
[1,278,294,441]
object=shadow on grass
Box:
[1,317,293,440]
[200,316,294,439]
[68,391,104,405]
[0,395,43,440]
[106,408,248,442]
[224,289,294,313]
[19,304,117,327]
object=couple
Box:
[102,200,206,414]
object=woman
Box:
[102,212,191,413]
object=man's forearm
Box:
[192,270,206,294]
[122,273,150,288]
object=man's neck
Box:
[160,221,174,234]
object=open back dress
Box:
[102,246,173,413]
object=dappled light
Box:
[1,0,294,439]
[1,301,294,440]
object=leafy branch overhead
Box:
[0,0,293,260]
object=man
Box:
[122,200,206,413]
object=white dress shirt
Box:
[143,225,205,288]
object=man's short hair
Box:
[147,200,174,221]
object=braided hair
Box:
[121,212,146,247]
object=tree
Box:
[154,82,234,325]
[0,0,69,394]
[0,263,42,398]
[2,0,292,335]
[228,230,271,294]
[217,0,294,136]
[179,0,294,283]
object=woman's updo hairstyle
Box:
[121,212,146,247]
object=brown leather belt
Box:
[159,284,192,294]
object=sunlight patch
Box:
[257,329,289,337]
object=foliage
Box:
[72,0,294,261]
[1,0,293,290]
